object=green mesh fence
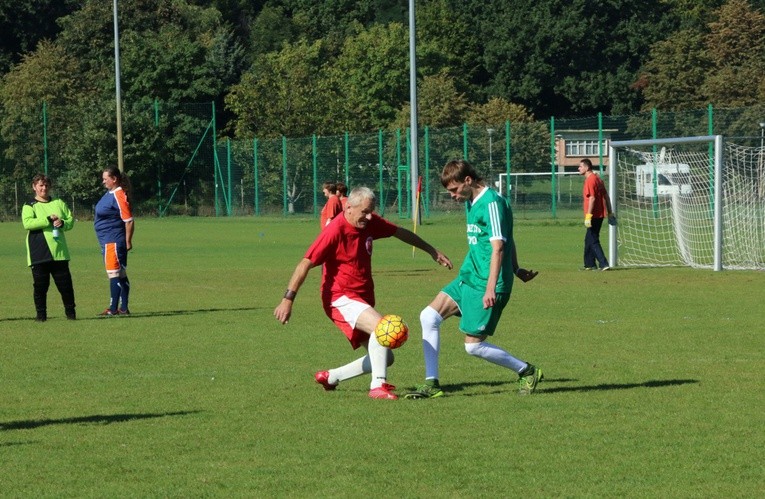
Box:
[1,102,764,220]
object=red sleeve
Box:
[369,213,398,239]
[328,197,342,220]
[305,224,338,265]
[583,176,595,199]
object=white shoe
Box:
[601,266,611,271]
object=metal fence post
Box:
[282,136,288,215]
[550,116,556,218]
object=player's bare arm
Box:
[510,239,538,283]
[274,258,315,324]
[604,188,617,224]
[483,239,503,309]
[125,220,134,251]
[393,227,453,269]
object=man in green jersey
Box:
[406,159,541,398]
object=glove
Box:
[608,213,617,226]
[584,213,592,228]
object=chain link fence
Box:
[2,102,764,221]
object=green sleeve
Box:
[58,199,75,231]
[21,203,50,231]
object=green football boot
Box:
[518,364,543,395]
[404,381,444,400]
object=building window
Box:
[565,140,606,157]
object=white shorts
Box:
[326,295,372,349]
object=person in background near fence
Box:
[21,174,77,322]
[336,181,348,209]
[578,158,616,271]
[94,166,134,316]
[405,159,541,400]
[319,181,343,229]
[274,186,453,400]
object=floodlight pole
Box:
[487,128,495,171]
[113,0,125,172]
[409,0,419,224]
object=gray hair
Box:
[347,186,375,207]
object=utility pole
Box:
[113,0,124,172]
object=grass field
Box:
[1,214,763,497]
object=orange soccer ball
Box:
[374,314,409,349]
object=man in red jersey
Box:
[319,181,342,229]
[274,186,452,400]
[578,158,615,271]
[336,181,348,209]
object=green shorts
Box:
[442,278,509,337]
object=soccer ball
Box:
[375,314,409,349]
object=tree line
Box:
[1,0,764,210]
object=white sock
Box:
[464,341,527,374]
[367,337,389,389]
[328,356,370,385]
[421,306,443,380]
[327,343,394,386]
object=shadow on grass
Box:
[375,269,440,276]
[93,306,262,320]
[0,440,38,447]
[441,378,699,396]
[0,306,262,322]
[539,378,699,394]
[0,410,200,431]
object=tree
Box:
[283,0,406,45]
[415,0,480,97]
[466,97,546,174]
[467,97,535,126]
[0,41,79,181]
[330,22,410,132]
[702,0,765,106]
[248,4,296,57]
[637,0,765,110]
[392,71,470,130]
[226,38,337,139]
[0,0,241,208]
[0,0,80,74]
[226,39,339,213]
[635,29,711,111]
[187,0,266,46]
[478,0,674,118]
[659,0,727,28]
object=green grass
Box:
[1,215,763,497]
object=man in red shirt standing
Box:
[336,181,348,210]
[319,181,343,229]
[578,158,615,271]
[274,186,452,400]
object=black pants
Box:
[583,217,609,269]
[31,260,76,318]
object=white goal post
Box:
[609,136,725,270]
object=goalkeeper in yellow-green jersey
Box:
[21,174,77,321]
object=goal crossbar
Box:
[608,135,723,271]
